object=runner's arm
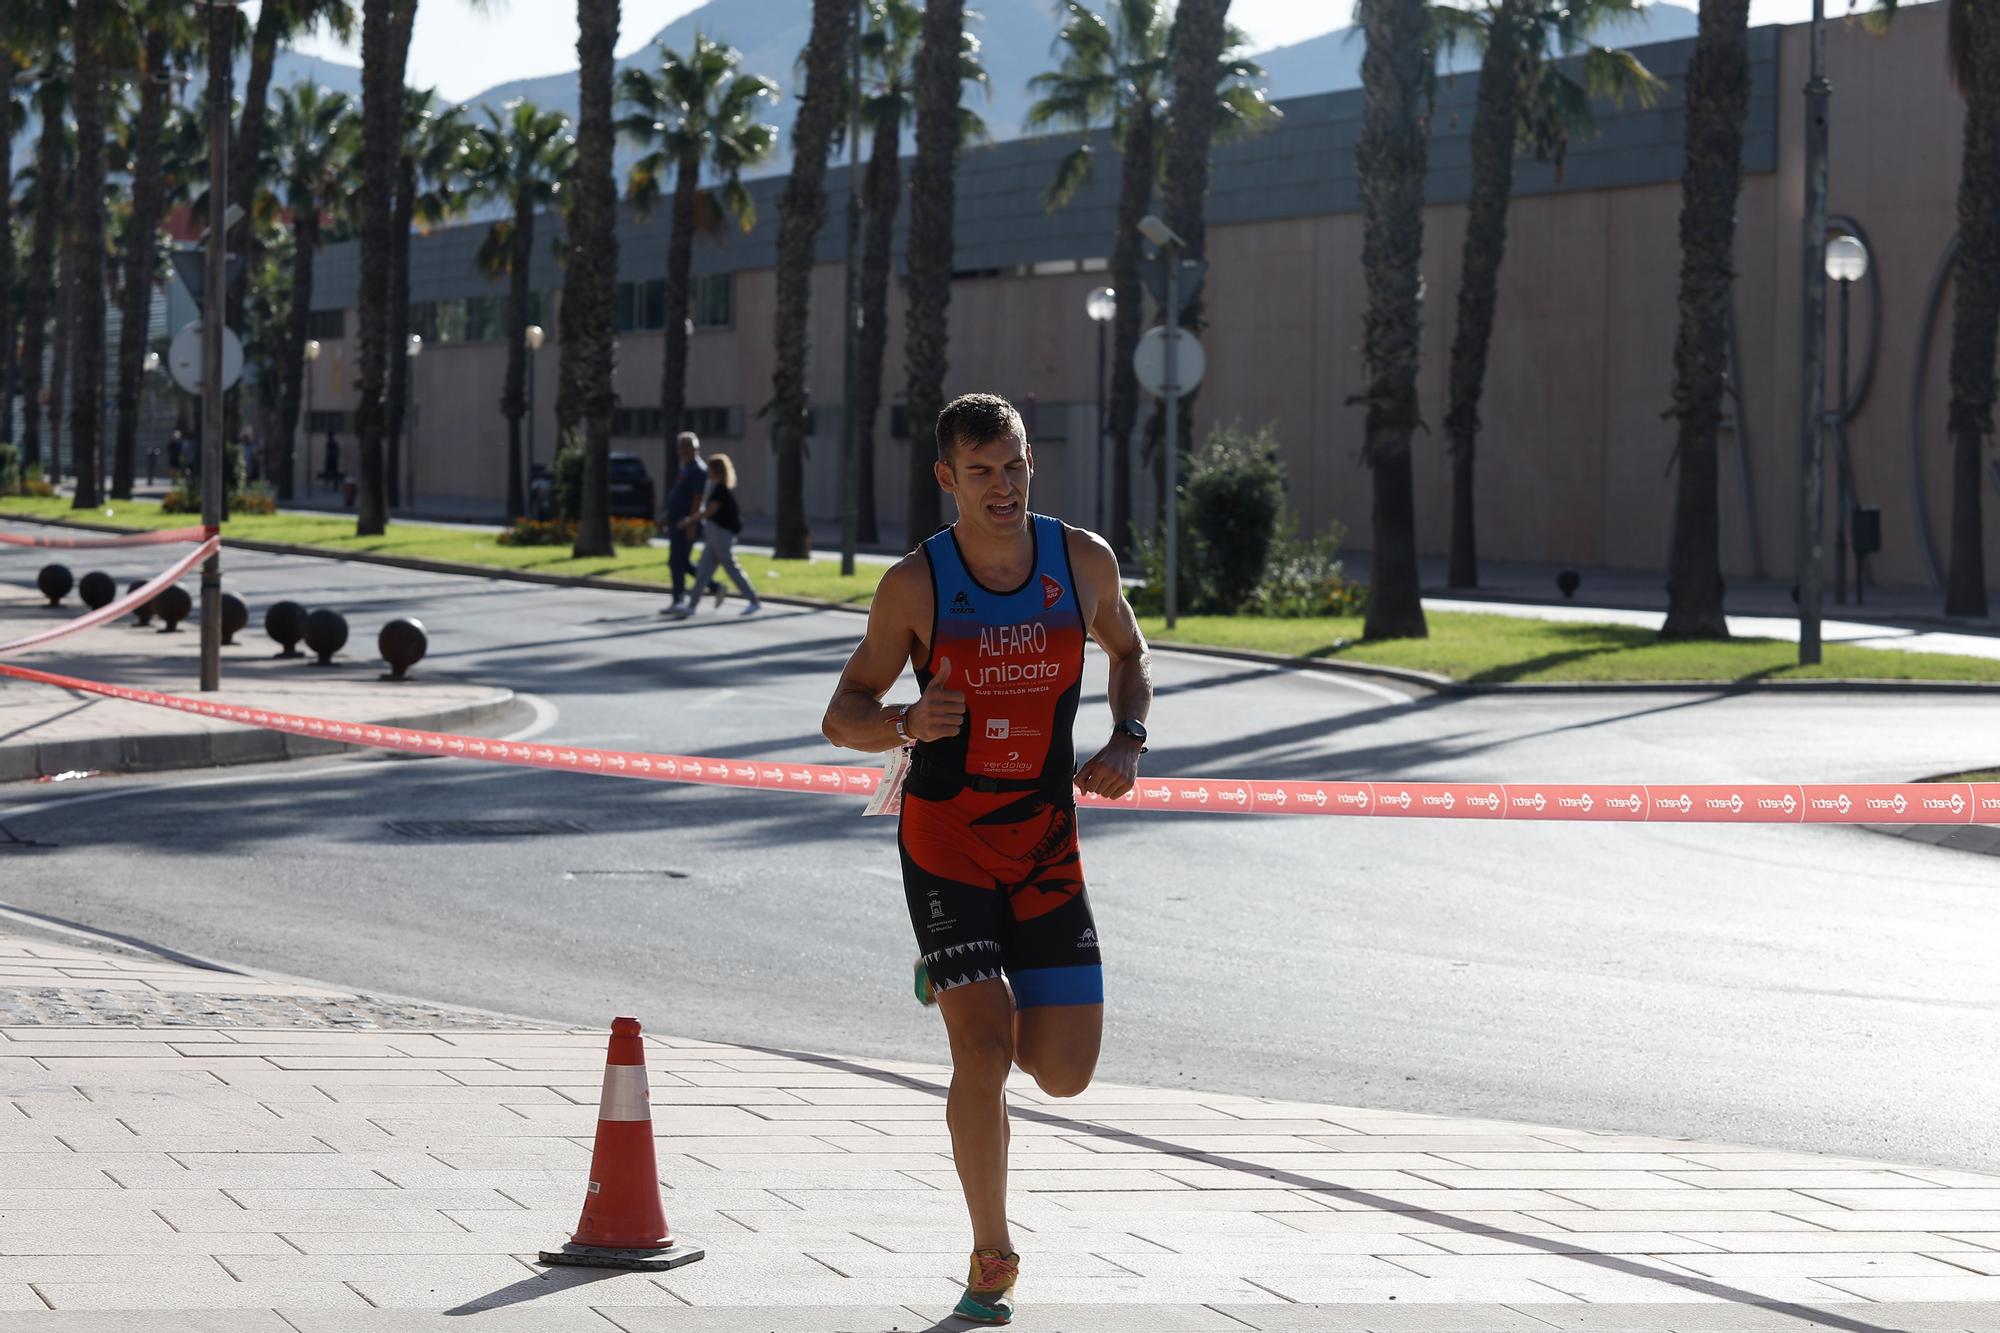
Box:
[1072,531,1151,797]
[822,559,962,752]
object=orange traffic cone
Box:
[539,1016,705,1271]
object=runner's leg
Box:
[936,979,1015,1254]
[1014,1003,1102,1097]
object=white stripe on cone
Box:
[598,1062,650,1122]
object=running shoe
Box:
[913,957,937,1007]
[953,1248,1018,1325]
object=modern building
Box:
[303,6,1996,595]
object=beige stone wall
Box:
[299,4,1996,593]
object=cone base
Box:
[539,1241,706,1272]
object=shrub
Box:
[1130,423,1364,620]
[160,479,278,515]
[0,441,18,493]
[1182,424,1286,609]
[497,515,656,549]
[552,433,585,522]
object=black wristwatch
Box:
[1112,718,1148,752]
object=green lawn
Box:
[10,495,1997,684]
[1137,611,2000,685]
[0,495,881,606]
[1928,769,2000,783]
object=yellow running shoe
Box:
[953,1248,1018,1324]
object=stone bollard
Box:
[266,600,306,658]
[378,618,429,681]
[220,593,249,645]
[78,571,117,611]
[38,564,73,607]
[154,584,193,632]
[303,609,349,667]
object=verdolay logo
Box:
[1041,574,1065,609]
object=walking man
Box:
[660,432,710,613]
[821,393,1151,1325]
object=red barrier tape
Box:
[1,658,1995,824]
[0,538,221,658]
[0,525,212,549]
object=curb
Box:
[10,510,2000,695]
[0,689,518,784]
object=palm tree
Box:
[1660,0,1752,639]
[66,0,108,507]
[465,99,573,521]
[269,84,357,510]
[354,0,418,535]
[1434,0,1660,589]
[1354,0,1432,641]
[1867,0,1996,616]
[769,0,855,559]
[18,11,69,473]
[566,0,621,558]
[1026,0,1271,552]
[387,91,470,508]
[109,6,192,500]
[846,0,986,544]
[620,35,778,478]
[0,28,27,449]
[902,0,967,540]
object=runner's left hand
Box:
[1076,736,1141,800]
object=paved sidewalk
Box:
[2,932,1999,1330]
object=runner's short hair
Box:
[935,393,1025,462]
[677,431,700,452]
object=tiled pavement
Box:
[3,935,1999,1331]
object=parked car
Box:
[608,451,656,521]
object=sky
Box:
[280,0,1831,105]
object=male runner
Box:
[822,392,1152,1325]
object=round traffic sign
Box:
[168,321,244,395]
[1134,324,1205,398]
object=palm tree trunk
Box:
[771,0,851,559]
[224,0,285,366]
[1355,0,1431,641]
[903,0,966,539]
[1661,0,1752,639]
[568,0,621,559]
[1443,3,1527,590]
[1943,3,1999,618]
[113,23,172,502]
[277,215,319,502]
[51,214,74,483]
[501,197,533,521]
[387,153,415,509]
[660,151,698,453]
[68,0,107,508]
[1108,109,1153,556]
[0,58,16,449]
[1160,0,1230,447]
[355,0,415,535]
[855,113,902,546]
[19,80,64,471]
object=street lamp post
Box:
[524,322,544,485]
[297,337,320,503]
[1085,286,1115,535]
[838,0,866,578]
[404,333,422,512]
[1825,233,1869,605]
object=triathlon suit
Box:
[898,514,1104,1008]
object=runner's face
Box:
[938,434,1033,536]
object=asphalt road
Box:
[5,536,2000,1171]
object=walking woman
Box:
[670,453,762,617]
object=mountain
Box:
[1249,2,1701,98]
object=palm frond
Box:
[1579,43,1664,106]
[1044,142,1095,210]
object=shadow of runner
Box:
[441,1263,628,1314]
[740,1045,1910,1333]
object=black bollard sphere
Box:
[1556,569,1581,600]
[38,563,73,607]
[78,571,117,611]
[266,600,306,658]
[155,584,193,632]
[220,593,249,645]
[303,608,348,666]
[127,579,156,627]
[378,617,429,681]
